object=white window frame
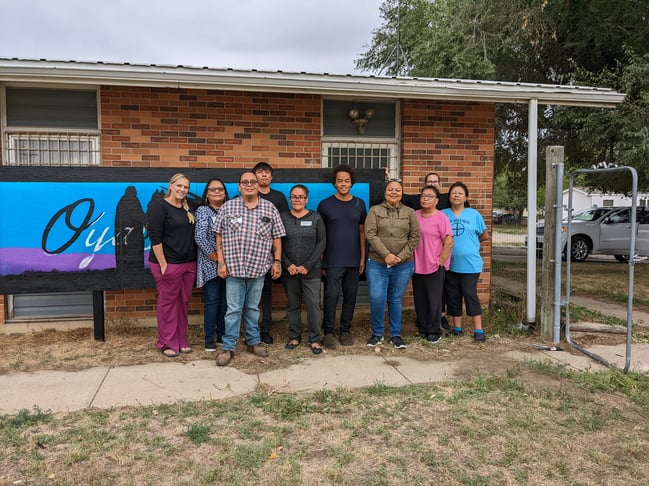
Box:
[321,98,400,178]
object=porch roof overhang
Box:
[0,58,625,108]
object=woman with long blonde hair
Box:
[148,173,197,357]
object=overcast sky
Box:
[0,0,386,75]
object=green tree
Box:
[493,170,528,223]
[357,0,649,193]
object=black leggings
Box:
[444,271,481,317]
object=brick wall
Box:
[0,89,496,324]
[400,99,495,305]
[100,87,322,167]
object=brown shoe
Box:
[339,332,354,346]
[216,350,233,366]
[246,344,269,358]
[323,333,337,349]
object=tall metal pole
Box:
[526,99,538,325]
[552,160,564,343]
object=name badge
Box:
[300,220,313,227]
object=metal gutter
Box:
[0,58,625,108]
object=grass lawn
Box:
[3,366,649,485]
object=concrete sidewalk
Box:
[3,344,649,415]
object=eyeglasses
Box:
[290,195,307,200]
[207,187,225,192]
[239,180,258,186]
[426,180,440,185]
[421,194,437,200]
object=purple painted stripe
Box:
[0,248,151,275]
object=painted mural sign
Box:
[0,167,383,294]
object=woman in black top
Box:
[148,173,197,357]
[281,184,327,354]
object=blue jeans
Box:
[365,259,414,338]
[222,276,265,352]
[202,276,227,345]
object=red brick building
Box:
[0,59,623,329]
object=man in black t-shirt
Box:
[317,165,367,348]
[253,162,289,345]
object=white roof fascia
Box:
[0,58,625,108]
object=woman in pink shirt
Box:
[413,185,454,344]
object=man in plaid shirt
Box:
[214,170,286,366]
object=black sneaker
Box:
[366,335,384,347]
[261,333,274,345]
[390,336,407,349]
[216,335,223,344]
[451,327,463,336]
[473,331,487,343]
[205,342,217,352]
[440,316,451,331]
[426,334,442,344]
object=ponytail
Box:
[182,199,195,224]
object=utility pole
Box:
[540,146,564,339]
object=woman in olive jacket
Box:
[364,179,420,349]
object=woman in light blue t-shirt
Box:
[442,182,489,342]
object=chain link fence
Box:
[492,226,527,249]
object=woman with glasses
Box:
[364,178,420,349]
[412,185,453,344]
[281,184,327,354]
[194,178,229,352]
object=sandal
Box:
[285,339,300,350]
[180,347,193,354]
[160,347,179,357]
[310,343,323,355]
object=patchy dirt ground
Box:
[0,305,632,378]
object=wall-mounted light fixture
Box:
[347,106,375,134]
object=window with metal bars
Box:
[3,87,100,167]
[321,141,398,176]
[6,131,101,166]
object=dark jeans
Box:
[322,266,359,335]
[202,276,226,344]
[412,268,445,336]
[260,272,273,335]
